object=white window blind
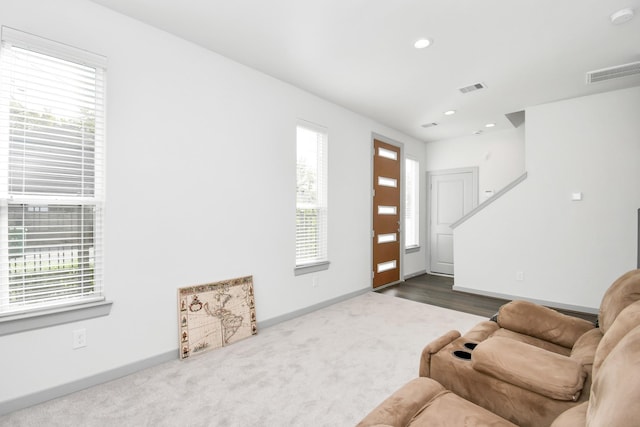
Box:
[405,157,419,249]
[296,122,328,267]
[0,27,106,315]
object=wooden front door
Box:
[372,139,401,288]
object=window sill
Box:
[405,246,421,254]
[294,261,330,276]
[0,300,113,336]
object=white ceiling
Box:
[91,0,640,143]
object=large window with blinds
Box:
[405,157,420,249]
[295,122,328,274]
[0,27,106,316]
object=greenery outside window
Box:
[295,121,328,274]
[0,27,106,320]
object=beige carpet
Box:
[1,292,486,426]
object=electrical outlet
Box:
[73,328,87,349]
[312,276,319,288]
[516,271,524,281]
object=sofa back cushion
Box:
[592,299,640,378]
[598,269,640,334]
[497,300,594,348]
[586,324,640,426]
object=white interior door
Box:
[429,168,477,275]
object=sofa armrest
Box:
[356,377,446,427]
[570,328,602,370]
[472,337,587,401]
[497,300,595,348]
[419,330,460,377]
[550,402,588,427]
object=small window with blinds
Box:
[295,121,329,274]
[405,157,420,249]
[0,27,106,316]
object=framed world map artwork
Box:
[178,275,257,360]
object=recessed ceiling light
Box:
[485,123,496,128]
[414,38,432,49]
[444,110,456,116]
[610,8,634,25]
[473,130,483,135]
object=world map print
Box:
[178,275,257,359]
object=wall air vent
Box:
[421,122,438,128]
[586,61,640,84]
[458,82,487,94]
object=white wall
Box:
[1,0,426,404]
[423,127,525,273]
[425,127,526,203]
[455,86,640,310]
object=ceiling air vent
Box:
[421,122,438,128]
[458,82,487,94]
[586,61,640,84]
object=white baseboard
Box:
[1,287,371,416]
[0,350,177,416]
[258,287,370,329]
[428,271,454,278]
[404,270,427,280]
[452,285,599,314]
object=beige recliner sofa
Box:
[357,292,640,427]
[417,269,640,426]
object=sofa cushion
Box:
[598,269,640,334]
[472,337,586,401]
[497,300,595,348]
[461,320,500,342]
[492,328,572,356]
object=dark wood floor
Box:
[377,273,598,323]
